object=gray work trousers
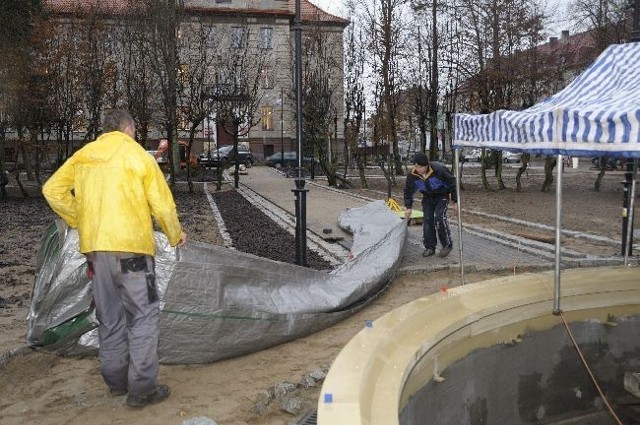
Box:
[86,252,159,396]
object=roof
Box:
[43,0,144,14]
[43,0,349,25]
[288,0,349,25]
[536,31,600,71]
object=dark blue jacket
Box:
[403,161,457,208]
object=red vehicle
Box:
[150,140,198,169]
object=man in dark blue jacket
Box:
[404,152,457,258]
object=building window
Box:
[260,66,274,89]
[213,70,232,96]
[259,27,273,49]
[261,106,274,130]
[207,26,217,48]
[231,26,246,49]
[178,64,188,84]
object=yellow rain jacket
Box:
[43,131,183,255]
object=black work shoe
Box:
[126,384,171,408]
[110,387,127,397]
[422,249,436,257]
[439,246,453,258]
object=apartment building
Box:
[42,0,348,162]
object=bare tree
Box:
[210,24,268,189]
[448,0,545,190]
[343,1,367,187]
[39,22,86,166]
[116,9,159,146]
[359,0,408,177]
[0,0,43,196]
[75,10,120,142]
[569,0,633,50]
[147,0,184,183]
[410,0,442,161]
[568,0,634,190]
[176,22,217,192]
[301,15,344,187]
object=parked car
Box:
[200,144,253,168]
[463,149,482,163]
[591,156,624,170]
[502,151,522,163]
[265,151,315,169]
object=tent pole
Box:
[553,154,563,314]
[454,149,465,285]
[624,159,638,265]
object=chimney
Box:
[549,36,558,44]
[561,30,570,39]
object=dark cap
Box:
[413,152,428,166]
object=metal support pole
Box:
[454,149,465,285]
[620,1,640,259]
[624,159,638,265]
[553,154,563,314]
[621,160,635,255]
[293,0,307,266]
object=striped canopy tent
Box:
[454,43,640,158]
[452,42,640,311]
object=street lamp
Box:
[280,86,285,164]
[293,0,308,266]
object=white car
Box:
[146,150,167,164]
[464,149,482,162]
[502,151,522,163]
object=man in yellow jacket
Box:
[43,109,187,408]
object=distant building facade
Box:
[39,0,348,162]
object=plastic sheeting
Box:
[26,200,407,364]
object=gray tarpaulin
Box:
[26,200,407,364]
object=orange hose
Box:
[558,309,625,424]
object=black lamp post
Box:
[206,115,212,177]
[293,0,308,266]
[622,0,640,256]
[280,86,285,164]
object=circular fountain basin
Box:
[318,266,640,424]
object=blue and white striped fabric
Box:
[453,43,640,158]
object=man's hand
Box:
[404,208,412,219]
[177,231,187,247]
[450,203,458,215]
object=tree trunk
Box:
[495,158,505,190]
[20,138,34,181]
[515,154,530,192]
[357,150,367,188]
[541,156,556,192]
[594,157,606,191]
[0,131,6,198]
[186,127,197,193]
[480,148,490,190]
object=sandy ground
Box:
[0,161,638,425]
